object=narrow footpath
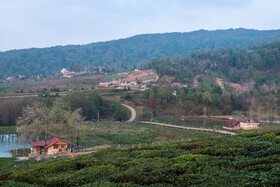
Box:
[140,121,236,135]
[0,95,38,99]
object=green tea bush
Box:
[2,130,280,186]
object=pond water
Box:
[0,134,31,157]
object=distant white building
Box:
[18,75,25,79]
[61,68,70,74]
[61,68,75,78]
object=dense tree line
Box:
[126,84,280,117]
[1,29,280,78]
[0,90,127,126]
[64,90,129,121]
[0,97,52,126]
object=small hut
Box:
[223,117,259,130]
[29,138,76,155]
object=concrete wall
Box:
[223,124,240,130]
[240,122,259,130]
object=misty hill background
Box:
[1,28,280,78]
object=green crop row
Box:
[1,131,280,186]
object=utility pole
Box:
[140,103,143,121]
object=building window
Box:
[53,144,59,149]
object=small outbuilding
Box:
[61,68,69,74]
[29,138,76,155]
[223,117,259,130]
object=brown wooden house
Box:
[29,138,76,155]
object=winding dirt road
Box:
[120,103,236,135]
[121,104,137,122]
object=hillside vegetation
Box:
[146,40,280,87]
[1,28,280,78]
[1,131,280,186]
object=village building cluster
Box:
[95,69,159,89]
[60,68,87,78]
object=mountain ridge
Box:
[3,28,275,52]
[1,28,280,78]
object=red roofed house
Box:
[172,83,181,86]
[29,138,76,155]
[223,117,259,130]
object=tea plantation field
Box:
[1,130,280,186]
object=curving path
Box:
[121,103,236,135]
[0,95,38,99]
[121,104,137,122]
[140,121,236,135]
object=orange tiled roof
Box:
[29,138,76,148]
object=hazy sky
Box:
[0,0,280,51]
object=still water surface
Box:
[0,134,31,157]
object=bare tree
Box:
[248,97,262,118]
[16,102,52,144]
[49,101,84,151]
[71,109,84,151]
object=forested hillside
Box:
[1,28,280,78]
[146,40,280,88]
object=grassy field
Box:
[0,126,16,134]
[154,115,280,133]
[72,122,219,148]
[240,122,280,134]
[0,77,100,93]
[1,130,280,186]
[153,115,227,130]
[0,122,219,157]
